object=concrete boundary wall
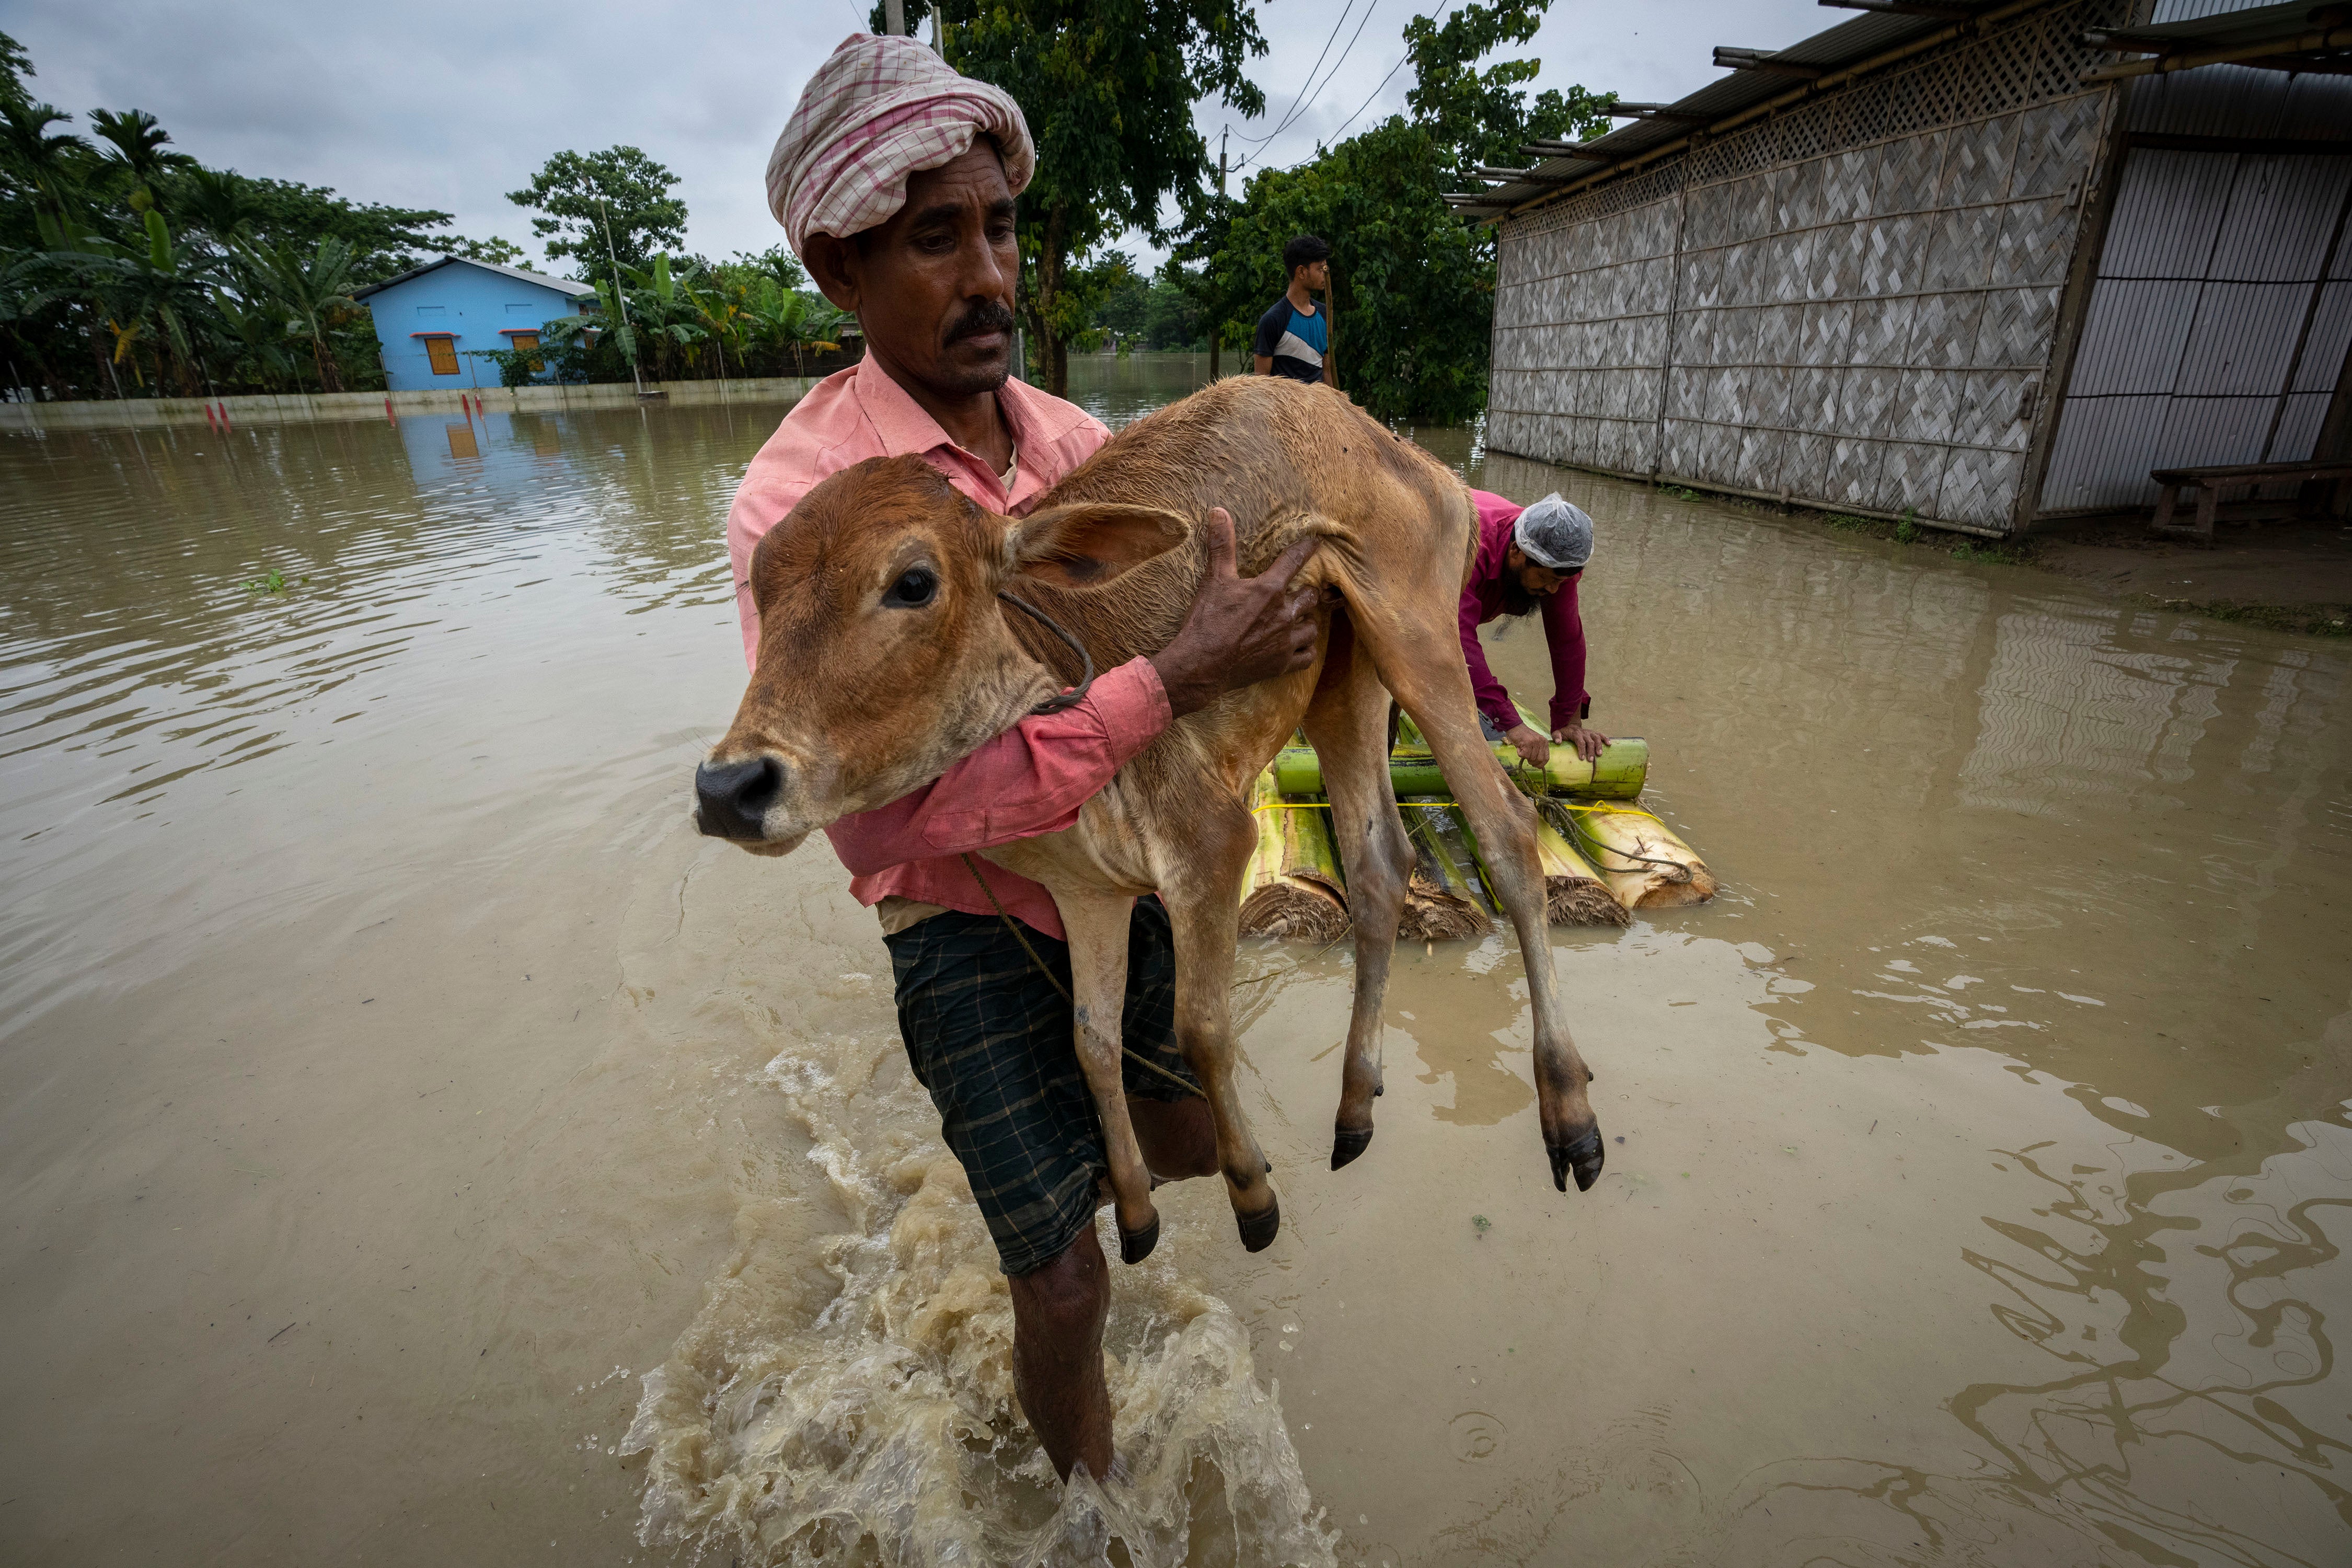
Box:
[0,376,824,434]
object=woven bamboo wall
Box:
[1489,0,2128,532]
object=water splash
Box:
[620,1032,1336,1567]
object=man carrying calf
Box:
[728,31,1318,1485]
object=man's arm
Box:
[1254,355,1273,375]
[1540,578,1606,760]
[1459,583,1521,734]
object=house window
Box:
[417,305,446,319]
[508,331,540,355]
[423,336,459,375]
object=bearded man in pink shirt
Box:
[720,33,1318,1485]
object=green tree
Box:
[447,234,528,267]
[1143,258,1205,349]
[910,1,1267,398]
[1090,250,1149,351]
[505,147,687,291]
[88,109,193,200]
[1,97,93,219]
[1404,0,1613,186]
[0,31,31,110]
[230,177,458,283]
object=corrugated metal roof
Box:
[1445,3,2014,218]
[353,255,600,302]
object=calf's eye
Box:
[882,567,938,608]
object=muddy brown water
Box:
[3,356,2347,1566]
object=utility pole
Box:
[885,0,904,34]
[598,195,644,398]
[1209,126,1227,382]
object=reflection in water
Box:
[1,360,2348,1566]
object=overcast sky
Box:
[4,0,1831,273]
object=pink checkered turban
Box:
[768,32,1035,256]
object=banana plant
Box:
[234,236,360,392]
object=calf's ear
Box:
[1003,502,1191,590]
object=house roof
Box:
[353,255,599,302]
[1445,0,2021,222]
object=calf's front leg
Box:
[1047,886,1165,1263]
[1155,794,1282,1251]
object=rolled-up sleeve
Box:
[826,656,1172,874]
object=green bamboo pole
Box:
[1271,736,1647,800]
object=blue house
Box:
[355,256,598,391]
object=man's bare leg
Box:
[1015,1099,1212,1483]
[1009,1227,1114,1483]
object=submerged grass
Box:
[2141,598,2352,637]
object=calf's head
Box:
[694,454,1186,854]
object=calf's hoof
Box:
[1119,1213,1161,1265]
[1331,1125,1374,1169]
[1548,1128,1606,1194]
[1236,1195,1281,1253]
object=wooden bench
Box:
[2150,459,2352,544]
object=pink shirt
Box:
[724,361,1159,939]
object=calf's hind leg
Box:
[1301,650,1411,1169]
[1357,620,1606,1194]
[1154,792,1283,1250]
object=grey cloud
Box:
[5,0,1833,272]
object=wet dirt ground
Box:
[2,357,2346,1565]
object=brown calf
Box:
[696,376,1605,1259]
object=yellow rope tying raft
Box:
[1250,798,1670,830]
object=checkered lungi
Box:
[882,898,1202,1277]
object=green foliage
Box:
[0,31,31,109]
[1894,511,1919,544]
[1405,1,1613,185]
[505,146,687,292]
[918,0,1268,395]
[447,234,528,268]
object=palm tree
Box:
[170,167,260,243]
[88,108,192,199]
[0,98,92,217]
[236,236,359,392]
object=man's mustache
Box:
[945,301,1017,345]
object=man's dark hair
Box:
[1282,234,1332,278]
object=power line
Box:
[1273,0,1453,169]
[1233,0,1362,146]
[1229,0,1399,177]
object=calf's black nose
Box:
[695,756,783,838]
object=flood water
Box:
[3,355,2347,1566]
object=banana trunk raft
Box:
[1239,711,1713,940]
